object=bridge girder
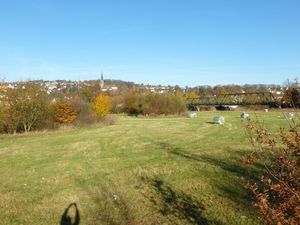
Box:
[187,92,279,108]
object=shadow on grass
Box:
[173,149,261,182]
[155,141,262,211]
[60,203,80,225]
[205,122,217,124]
[142,177,223,225]
[157,141,261,182]
[87,184,135,225]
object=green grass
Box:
[0,111,293,225]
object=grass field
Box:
[0,111,292,225]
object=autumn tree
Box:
[282,87,300,108]
[123,91,143,116]
[186,90,198,99]
[213,85,228,96]
[2,83,50,133]
[2,87,21,133]
[19,89,50,132]
[53,100,77,124]
[92,94,112,118]
[79,87,93,102]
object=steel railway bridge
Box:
[187,92,280,110]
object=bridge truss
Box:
[187,92,279,109]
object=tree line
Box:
[1,80,300,134]
[0,82,112,134]
[0,82,188,134]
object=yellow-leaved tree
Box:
[93,94,112,118]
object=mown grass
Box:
[0,111,293,225]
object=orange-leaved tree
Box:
[53,100,77,124]
[92,94,112,118]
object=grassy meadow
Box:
[0,111,292,225]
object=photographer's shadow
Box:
[60,203,80,225]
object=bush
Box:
[124,93,187,116]
[101,114,117,125]
[244,119,300,225]
[69,96,99,127]
[53,100,77,124]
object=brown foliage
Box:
[69,95,99,126]
[283,88,300,108]
[53,100,77,124]
[123,92,186,116]
[1,83,51,133]
[245,119,300,225]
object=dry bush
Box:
[244,119,300,225]
[100,114,117,126]
[124,92,187,116]
[53,100,77,124]
[282,88,300,108]
[69,95,99,127]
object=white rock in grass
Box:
[213,116,225,124]
[264,109,269,112]
[241,112,249,119]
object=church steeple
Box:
[100,72,104,89]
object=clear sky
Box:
[0,0,299,86]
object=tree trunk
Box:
[23,123,28,132]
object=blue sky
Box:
[0,0,299,86]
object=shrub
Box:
[101,114,117,125]
[124,93,144,116]
[53,100,77,124]
[244,119,300,225]
[111,95,126,113]
[124,93,187,116]
[69,95,99,127]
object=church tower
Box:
[100,72,104,89]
